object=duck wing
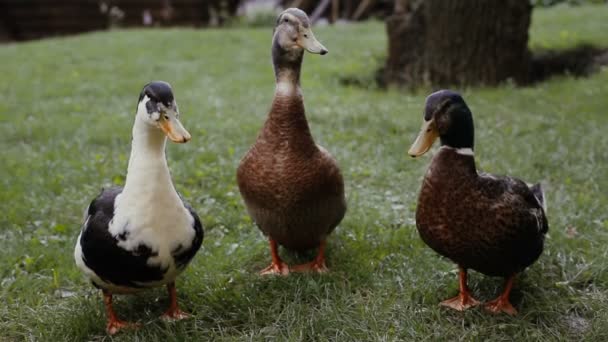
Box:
[172,199,204,270]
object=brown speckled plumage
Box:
[237,94,346,251]
[409,89,548,314]
[237,9,344,257]
[416,146,548,277]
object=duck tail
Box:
[529,183,547,213]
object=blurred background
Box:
[1,0,606,88]
[2,0,604,42]
[0,0,393,42]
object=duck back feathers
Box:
[416,147,548,277]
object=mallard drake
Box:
[408,90,548,315]
[74,81,203,334]
[237,8,346,275]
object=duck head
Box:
[272,8,328,63]
[136,81,191,143]
[408,90,475,157]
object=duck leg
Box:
[484,274,518,316]
[440,267,480,311]
[260,238,289,275]
[161,282,191,321]
[291,240,329,274]
[103,290,140,335]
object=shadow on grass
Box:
[341,44,608,89]
[530,44,608,83]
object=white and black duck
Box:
[74,81,203,334]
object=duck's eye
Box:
[284,18,289,23]
[303,34,308,38]
[164,115,169,120]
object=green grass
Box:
[529,3,608,49]
[1,4,608,341]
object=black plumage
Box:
[139,80,175,108]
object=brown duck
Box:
[408,90,548,315]
[237,8,346,275]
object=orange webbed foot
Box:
[484,274,518,316]
[484,297,518,316]
[439,267,479,311]
[291,240,329,274]
[260,261,290,276]
[161,282,192,321]
[260,238,289,276]
[106,318,140,335]
[291,259,329,274]
[103,290,140,335]
[440,293,481,311]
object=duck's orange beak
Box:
[408,119,438,157]
[158,110,191,143]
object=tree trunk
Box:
[384,0,532,87]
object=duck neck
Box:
[272,42,303,97]
[123,116,174,195]
[274,67,301,97]
[431,146,477,178]
[439,104,475,150]
[265,44,314,148]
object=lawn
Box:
[1,4,607,341]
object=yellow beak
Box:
[408,119,439,157]
[158,111,191,143]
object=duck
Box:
[237,8,346,275]
[74,81,204,334]
[408,89,548,315]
